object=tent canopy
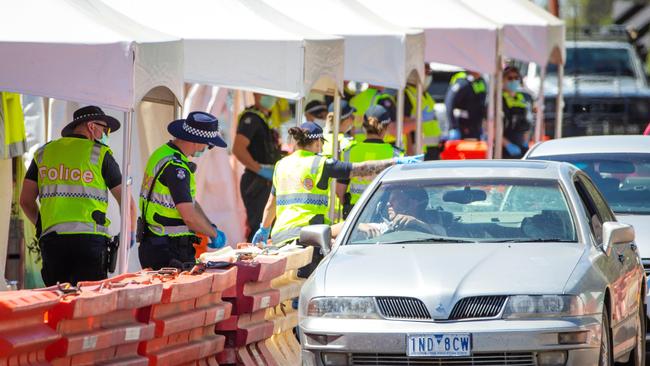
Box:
[104,0,345,99]
[357,0,500,75]
[462,0,565,66]
[261,0,424,89]
[0,0,183,111]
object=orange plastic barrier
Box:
[138,267,237,366]
[0,290,60,366]
[440,140,488,160]
[46,274,163,365]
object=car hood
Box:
[616,214,650,259]
[324,243,584,319]
[544,75,650,97]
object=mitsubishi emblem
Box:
[436,303,445,313]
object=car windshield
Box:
[534,153,650,215]
[548,47,635,77]
[346,179,577,245]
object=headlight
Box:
[502,295,584,319]
[307,297,381,319]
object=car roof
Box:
[381,160,573,182]
[566,40,633,49]
[527,135,650,157]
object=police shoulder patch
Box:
[176,168,186,180]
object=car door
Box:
[576,173,640,356]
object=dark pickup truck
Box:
[541,40,650,137]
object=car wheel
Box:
[621,300,646,366]
[599,308,613,366]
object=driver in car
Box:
[359,187,446,238]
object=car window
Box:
[578,175,616,222]
[574,176,603,244]
[548,47,636,77]
[532,153,650,215]
[346,178,577,245]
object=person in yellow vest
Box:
[232,93,283,242]
[342,105,403,218]
[251,121,422,276]
[501,66,533,159]
[404,75,442,160]
[444,70,487,140]
[19,106,136,285]
[138,112,228,270]
[321,100,356,158]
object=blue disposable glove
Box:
[257,164,274,181]
[252,225,271,245]
[208,224,227,249]
[505,142,522,156]
[396,154,424,165]
[447,129,461,140]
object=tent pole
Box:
[486,73,496,159]
[554,64,564,139]
[535,65,547,143]
[328,92,341,223]
[494,67,504,159]
[295,98,304,126]
[396,87,405,150]
[117,110,133,275]
[415,82,423,155]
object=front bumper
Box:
[300,316,602,365]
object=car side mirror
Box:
[602,221,635,255]
[300,225,332,255]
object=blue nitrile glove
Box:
[257,164,274,181]
[396,154,424,165]
[505,142,522,156]
[130,232,136,249]
[252,225,271,245]
[448,129,461,140]
[207,224,226,249]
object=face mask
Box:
[506,80,520,92]
[193,146,208,158]
[313,118,326,127]
[259,95,277,110]
[96,132,109,145]
[424,75,433,89]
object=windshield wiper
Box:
[482,238,576,243]
[381,237,476,244]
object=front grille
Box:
[448,296,507,320]
[350,352,535,365]
[375,297,431,320]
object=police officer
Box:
[232,93,283,242]
[19,106,135,285]
[251,121,422,274]
[501,66,533,159]
[138,112,227,270]
[304,100,328,126]
[404,65,442,159]
[444,70,487,140]
[342,105,402,218]
[321,100,356,158]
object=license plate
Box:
[407,333,471,357]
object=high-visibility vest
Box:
[405,86,441,149]
[503,91,528,109]
[271,150,329,245]
[270,98,292,128]
[140,144,196,237]
[450,72,486,95]
[349,88,379,118]
[321,132,355,158]
[343,142,400,205]
[0,92,28,159]
[34,137,111,238]
[351,91,408,150]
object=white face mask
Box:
[424,75,433,89]
[193,146,208,158]
[313,118,326,127]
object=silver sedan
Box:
[298,160,645,366]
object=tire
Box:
[600,308,613,366]
[621,299,646,366]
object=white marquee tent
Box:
[463,0,566,151]
[355,0,502,156]
[0,0,184,279]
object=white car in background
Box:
[525,135,650,322]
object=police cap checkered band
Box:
[306,133,324,140]
[182,122,220,138]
